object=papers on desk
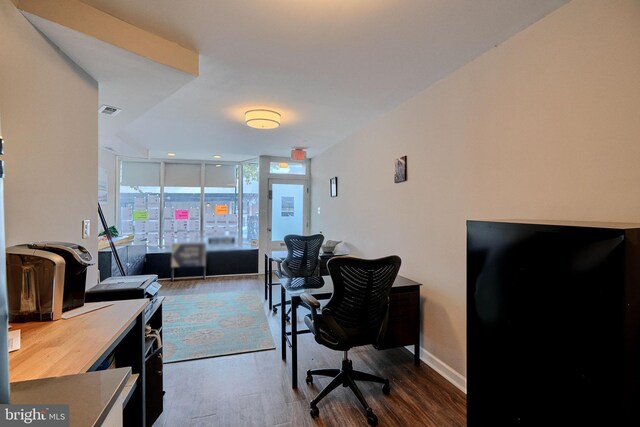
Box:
[8,329,20,352]
[61,302,114,319]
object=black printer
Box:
[85,273,164,425]
[86,274,161,302]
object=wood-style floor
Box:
[153,275,466,427]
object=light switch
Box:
[82,219,90,239]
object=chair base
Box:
[271,301,291,322]
[306,355,390,426]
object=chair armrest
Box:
[299,293,320,310]
[280,260,293,277]
[300,293,322,326]
[318,309,350,344]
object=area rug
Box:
[162,291,275,363]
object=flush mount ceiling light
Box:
[245,109,280,129]
[167,152,176,157]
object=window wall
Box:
[203,164,238,242]
[119,161,161,246]
[269,160,306,175]
[242,160,259,243]
[163,163,202,244]
[118,159,257,247]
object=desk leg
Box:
[291,296,298,389]
[414,294,420,367]
[117,312,146,427]
[264,254,268,301]
[281,285,286,361]
[269,259,274,311]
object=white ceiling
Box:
[25,0,569,162]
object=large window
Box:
[119,161,161,246]
[269,161,306,175]
[118,160,258,247]
[163,163,202,245]
[241,160,259,243]
[204,164,238,242]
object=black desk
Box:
[281,274,421,388]
[264,250,347,310]
[264,251,287,310]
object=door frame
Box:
[267,178,309,252]
[258,156,311,273]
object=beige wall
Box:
[0,1,99,286]
[310,0,640,390]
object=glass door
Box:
[268,179,308,252]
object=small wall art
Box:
[394,156,407,183]
[330,177,338,197]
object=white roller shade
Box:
[205,164,237,188]
[165,163,201,187]
[120,161,161,186]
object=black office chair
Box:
[272,234,324,320]
[300,255,402,426]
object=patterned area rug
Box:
[162,291,275,363]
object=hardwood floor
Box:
[153,275,466,426]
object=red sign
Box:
[175,209,189,220]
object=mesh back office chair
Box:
[300,255,402,426]
[273,234,324,319]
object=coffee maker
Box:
[6,242,94,322]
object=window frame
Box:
[116,157,255,247]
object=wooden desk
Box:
[11,368,132,427]
[9,299,148,426]
[281,274,421,388]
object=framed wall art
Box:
[330,177,338,197]
[394,156,407,183]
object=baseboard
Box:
[406,345,467,394]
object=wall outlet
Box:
[82,219,90,239]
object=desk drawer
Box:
[378,288,419,349]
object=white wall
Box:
[310,0,640,390]
[0,1,99,286]
[98,149,118,227]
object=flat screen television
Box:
[467,220,640,426]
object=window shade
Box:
[164,163,201,187]
[205,165,237,188]
[120,161,161,186]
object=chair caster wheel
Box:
[272,307,278,314]
[310,405,319,418]
[305,373,313,384]
[285,316,290,322]
[366,409,378,426]
[382,382,390,395]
